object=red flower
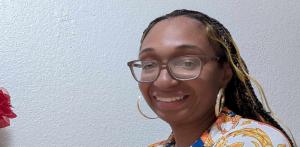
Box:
[0,88,17,128]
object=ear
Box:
[220,62,233,88]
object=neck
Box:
[170,110,216,147]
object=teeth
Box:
[156,96,184,102]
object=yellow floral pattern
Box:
[148,108,291,147]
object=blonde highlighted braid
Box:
[140,9,296,146]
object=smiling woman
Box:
[127,9,296,147]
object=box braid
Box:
[140,9,295,146]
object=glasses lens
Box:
[131,60,159,82]
[169,56,201,80]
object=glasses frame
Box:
[127,55,221,83]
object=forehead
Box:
[140,16,215,57]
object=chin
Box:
[155,108,192,125]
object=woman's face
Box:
[139,16,231,125]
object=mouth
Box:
[155,96,187,102]
[152,95,189,111]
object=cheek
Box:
[138,84,152,104]
[190,78,217,102]
[192,67,222,104]
[200,65,223,88]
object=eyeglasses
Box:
[127,55,220,83]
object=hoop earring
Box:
[215,88,225,117]
[137,96,158,119]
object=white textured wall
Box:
[0,0,299,146]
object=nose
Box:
[153,68,179,89]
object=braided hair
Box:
[140,9,295,146]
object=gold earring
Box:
[215,88,225,117]
[137,96,158,119]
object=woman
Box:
[127,9,296,147]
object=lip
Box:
[152,95,189,111]
[156,96,185,102]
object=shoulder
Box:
[148,140,167,147]
[215,118,291,146]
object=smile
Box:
[155,96,186,102]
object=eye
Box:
[177,59,196,67]
[171,58,200,70]
[142,61,157,70]
[133,63,142,68]
[183,60,195,67]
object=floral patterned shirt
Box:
[148,108,291,147]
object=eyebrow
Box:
[139,44,205,56]
[139,47,154,55]
[176,44,205,52]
